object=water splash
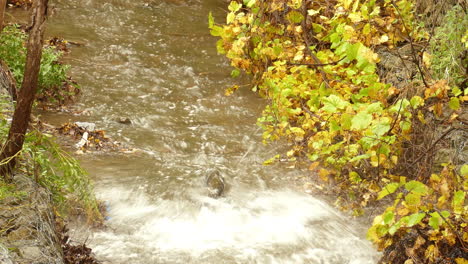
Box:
[78,184,379,264]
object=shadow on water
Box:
[9,0,384,262]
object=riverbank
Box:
[0,3,103,262]
[0,175,63,264]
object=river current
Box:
[30,0,379,263]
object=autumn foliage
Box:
[210,0,467,262]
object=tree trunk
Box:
[0,0,6,31]
[0,0,48,182]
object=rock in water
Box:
[205,170,225,198]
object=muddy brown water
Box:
[11,0,380,263]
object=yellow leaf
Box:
[309,161,320,171]
[397,207,410,216]
[293,50,304,61]
[423,52,432,67]
[348,13,363,23]
[295,26,303,33]
[318,168,329,182]
[308,9,320,16]
[379,35,389,44]
[424,244,439,262]
[340,0,352,9]
[225,85,239,96]
[352,0,360,12]
[455,258,468,264]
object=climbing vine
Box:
[210,0,467,262]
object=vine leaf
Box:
[351,111,372,130]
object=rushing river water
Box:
[17,0,381,262]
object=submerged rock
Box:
[116,117,132,125]
[205,170,225,198]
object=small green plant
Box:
[430,5,468,87]
[0,180,27,201]
[0,25,76,104]
[22,130,102,221]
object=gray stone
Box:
[0,243,14,264]
[75,122,96,131]
[20,246,42,260]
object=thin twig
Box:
[410,126,456,165]
[301,0,331,89]
[391,0,429,88]
[287,57,345,67]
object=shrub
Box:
[0,24,77,105]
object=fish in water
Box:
[205,170,225,198]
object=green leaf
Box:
[346,43,361,61]
[371,122,390,137]
[227,12,236,24]
[407,212,426,227]
[228,1,241,12]
[366,102,383,113]
[440,210,450,218]
[286,11,304,24]
[351,111,373,130]
[322,94,348,113]
[377,182,399,200]
[448,97,460,110]
[290,127,305,136]
[461,164,468,177]
[383,211,395,225]
[405,193,421,206]
[453,190,465,206]
[453,190,465,214]
[349,171,362,183]
[429,212,441,230]
[349,153,371,163]
[405,180,429,195]
[210,25,224,37]
[208,12,214,28]
[231,69,241,78]
[399,120,411,131]
[451,86,462,96]
[243,0,256,8]
[389,220,403,235]
[410,96,424,109]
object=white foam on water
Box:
[84,186,380,264]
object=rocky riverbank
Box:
[0,175,64,264]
